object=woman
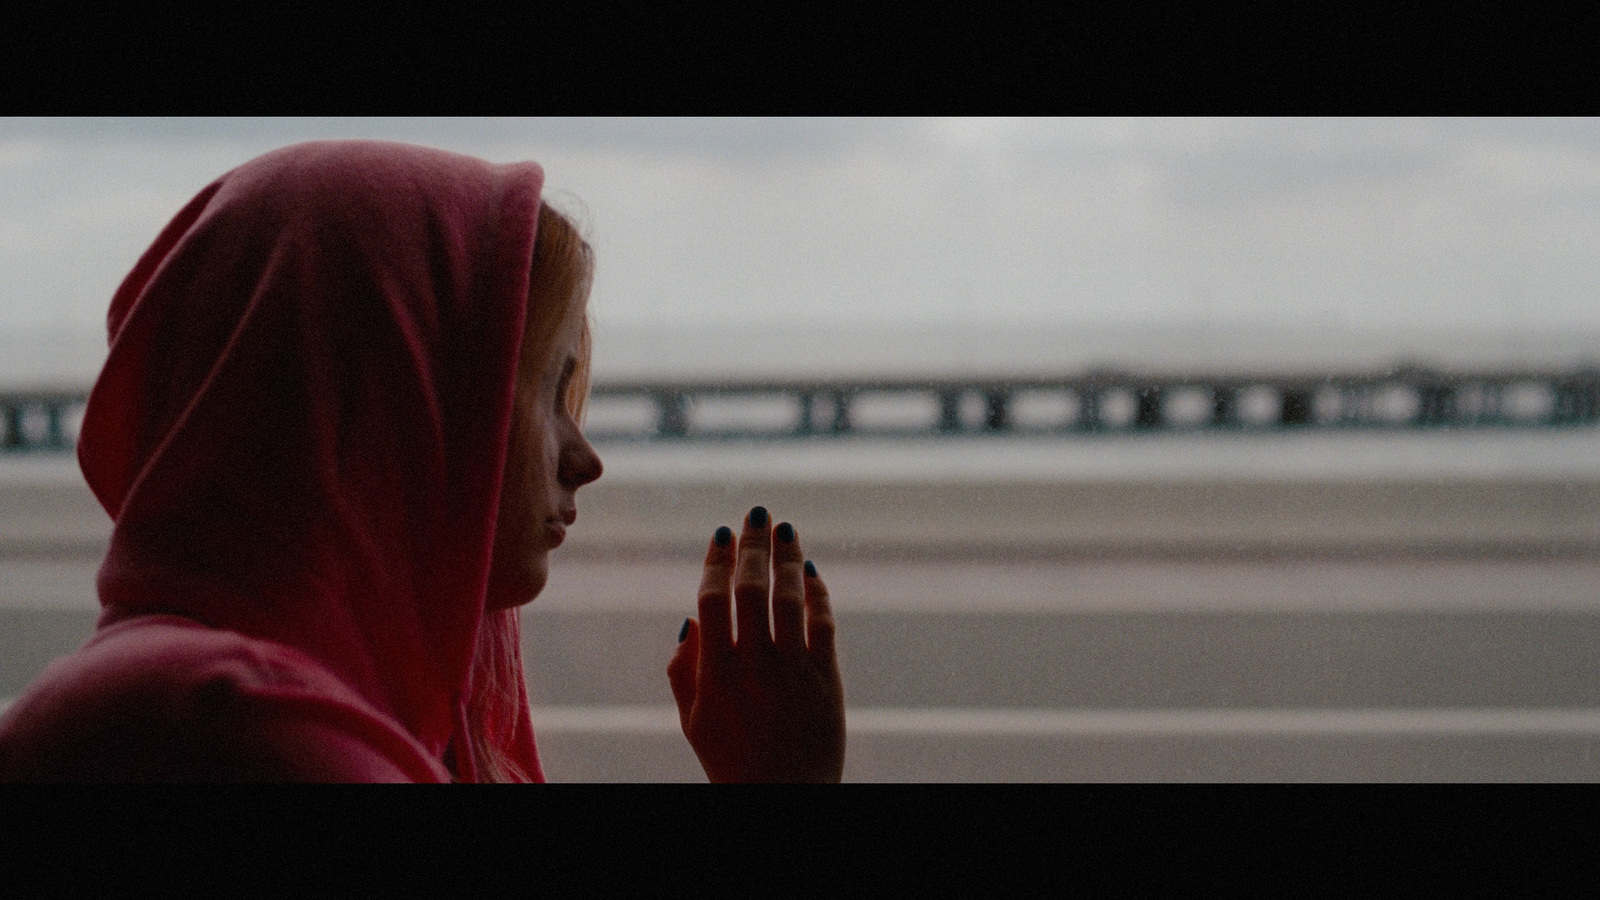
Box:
[0,141,846,782]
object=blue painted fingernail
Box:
[775,522,795,543]
[678,618,691,643]
[714,526,732,546]
[804,560,818,578]
[749,506,768,528]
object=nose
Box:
[559,427,603,488]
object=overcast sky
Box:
[3,118,1599,379]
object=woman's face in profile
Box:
[486,311,604,610]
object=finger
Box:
[733,506,772,648]
[667,618,700,733]
[770,522,807,652]
[804,560,838,668]
[697,527,735,657]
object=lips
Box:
[544,520,567,547]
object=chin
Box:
[485,554,549,611]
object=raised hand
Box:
[667,506,846,783]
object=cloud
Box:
[969,118,1600,209]
[5,118,1600,346]
[0,117,893,163]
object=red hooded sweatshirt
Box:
[0,141,548,781]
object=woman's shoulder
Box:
[0,615,445,782]
[7,614,345,721]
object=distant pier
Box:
[587,364,1600,441]
[7,364,1600,452]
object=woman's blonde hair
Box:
[521,203,594,425]
[469,202,594,782]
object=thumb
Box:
[667,618,700,728]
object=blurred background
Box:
[4,118,1600,780]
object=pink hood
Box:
[37,141,547,780]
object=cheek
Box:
[512,410,565,530]
[493,409,541,547]
[486,428,553,608]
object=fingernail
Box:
[678,618,691,643]
[714,526,733,547]
[749,506,768,528]
[804,560,818,578]
[775,522,795,543]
